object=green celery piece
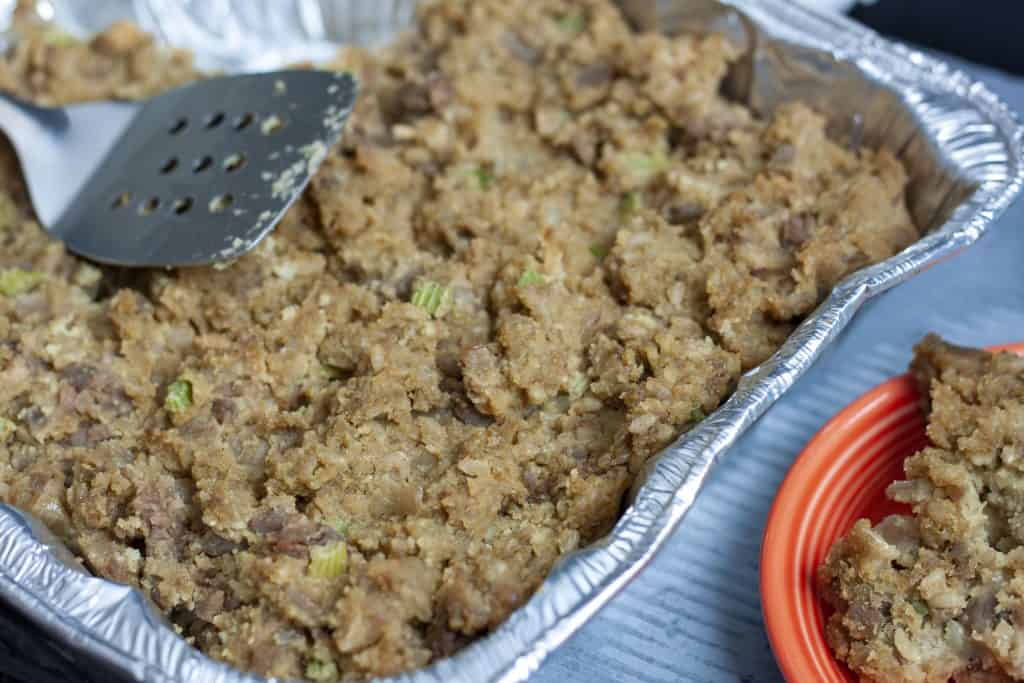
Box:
[619,192,642,219]
[557,10,586,34]
[411,281,451,317]
[624,152,669,181]
[468,166,495,190]
[0,417,14,442]
[517,269,545,287]
[0,269,44,296]
[43,29,78,46]
[308,543,348,580]
[304,658,339,682]
[165,379,193,413]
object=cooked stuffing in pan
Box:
[0,0,917,678]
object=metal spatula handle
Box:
[0,92,136,229]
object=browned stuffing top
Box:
[0,0,916,679]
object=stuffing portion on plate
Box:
[821,335,1024,683]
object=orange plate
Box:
[760,342,1024,682]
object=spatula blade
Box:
[52,70,357,268]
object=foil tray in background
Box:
[1,1,1022,682]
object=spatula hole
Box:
[193,156,213,173]
[261,115,285,135]
[234,113,254,131]
[209,194,234,214]
[172,197,194,215]
[169,118,188,135]
[160,158,178,174]
[205,112,225,129]
[111,193,131,210]
[139,197,160,216]
[223,154,246,173]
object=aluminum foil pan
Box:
[1,1,1022,682]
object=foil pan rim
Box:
[1,1,1022,682]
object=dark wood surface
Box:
[852,1,1023,75]
[0,597,126,683]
